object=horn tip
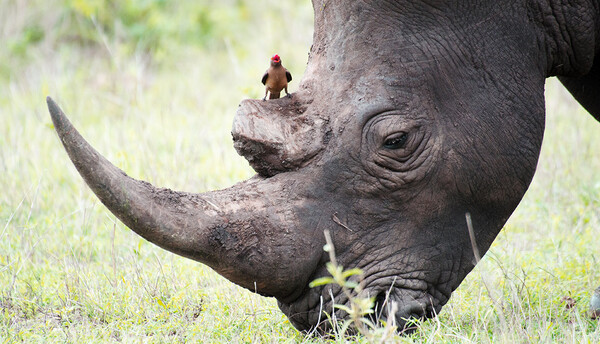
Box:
[46,96,60,118]
[46,96,71,135]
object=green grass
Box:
[1,1,599,343]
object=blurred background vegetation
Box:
[1,0,313,70]
[0,0,313,108]
[1,0,599,342]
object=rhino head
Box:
[48,0,599,333]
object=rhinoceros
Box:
[47,0,599,333]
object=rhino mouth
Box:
[280,266,448,333]
[307,286,439,333]
[368,285,440,332]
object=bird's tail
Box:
[269,92,281,99]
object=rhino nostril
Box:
[368,292,389,324]
[406,302,426,319]
[368,291,427,330]
[392,303,426,334]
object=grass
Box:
[1,1,599,343]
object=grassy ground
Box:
[1,1,599,343]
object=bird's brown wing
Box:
[261,71,269,85]
[285,70,292,82]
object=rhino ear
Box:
[558,56,600,122]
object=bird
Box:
[261,54,292,100]
[591,286,600,320]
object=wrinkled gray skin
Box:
[48,0,600,334]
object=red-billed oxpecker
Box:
[261,54,292,100]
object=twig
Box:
[332,213,353,232]
[465,213,506,329]
[465,212,481,263]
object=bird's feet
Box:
[286,93,292,99]
[262,96,267,101]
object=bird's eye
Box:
[383,133,408,149]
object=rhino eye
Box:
[383,132,408,149]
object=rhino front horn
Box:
[46,96,323,303]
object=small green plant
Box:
[309,229,399,341]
